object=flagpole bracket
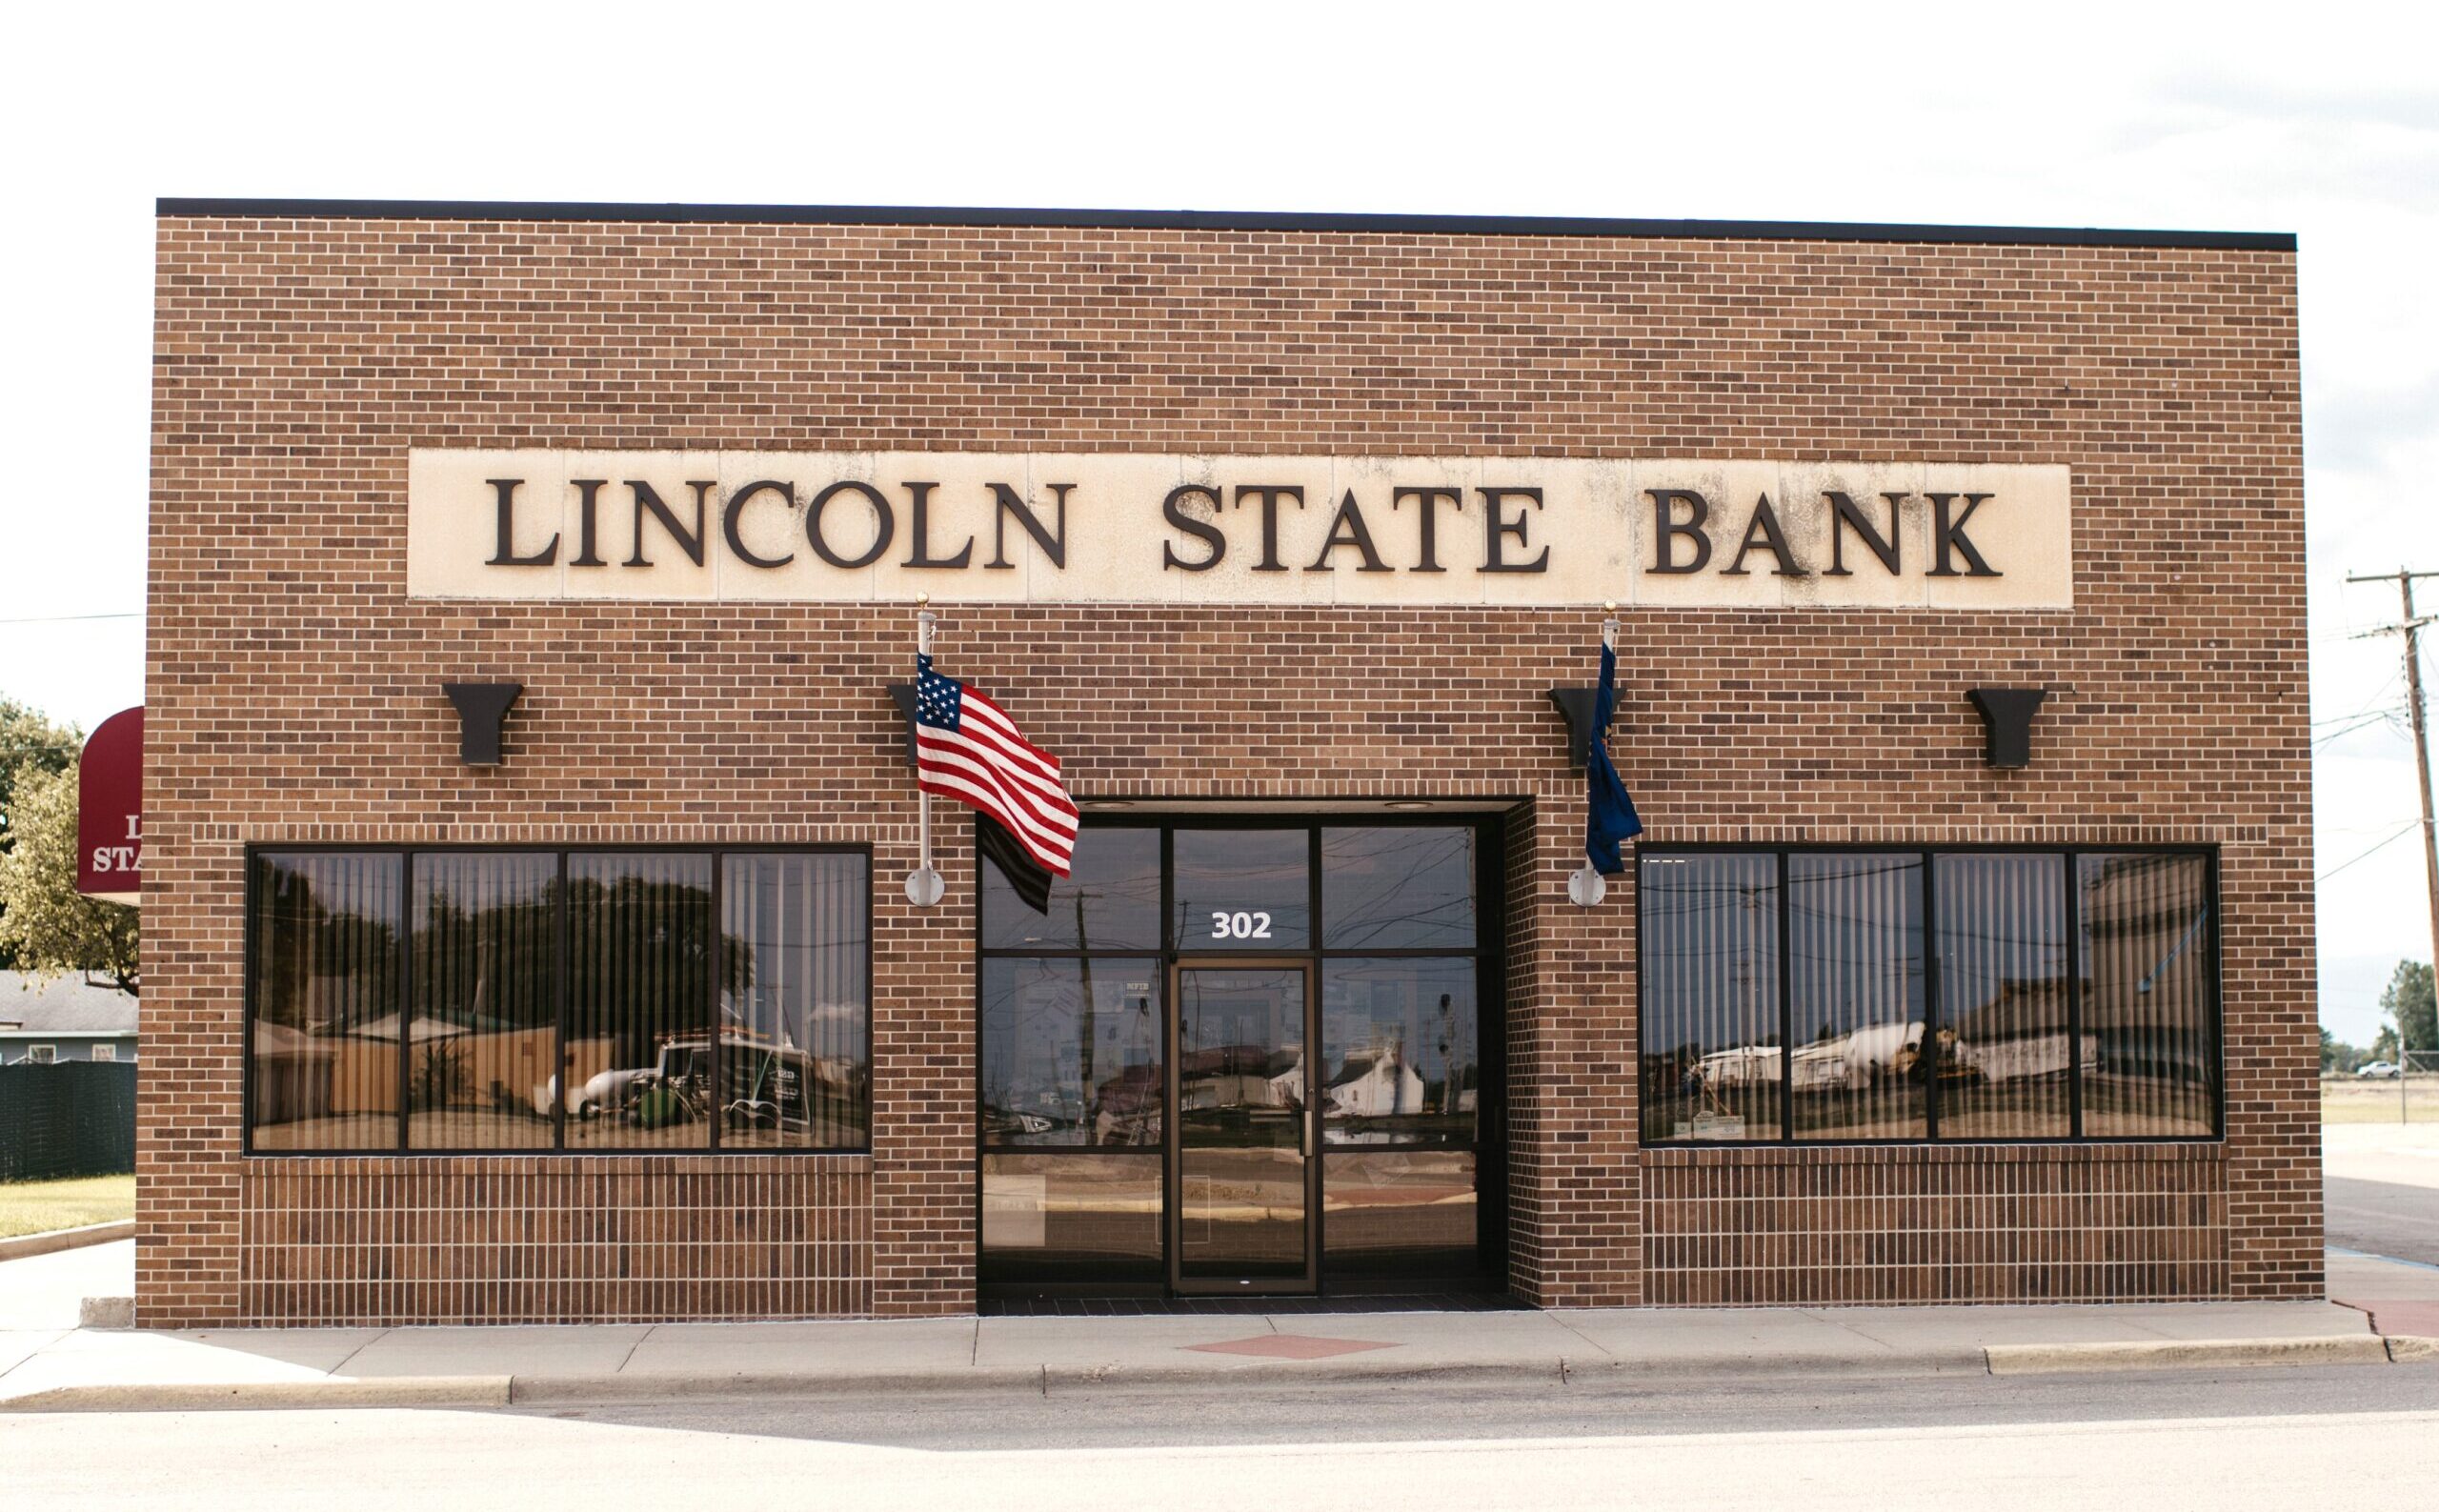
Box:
[905,866,945,907]
[1546,687,1599,770]
[885,683,920,766]
[1567,864,1608,907]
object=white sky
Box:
[1,2,2432,1040]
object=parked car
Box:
[2358,1060,2402,1079]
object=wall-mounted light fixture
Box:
[441,682,523,767]
[1966,688,2048,769]
[1545,687,1598,769]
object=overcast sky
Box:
[1,4,2432,1040]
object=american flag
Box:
[913,654,1079,876]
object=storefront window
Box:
[408,853,556,1150]
[1935,854,2071,1139]
[980,958,1162,1146]
[249,852,402,1152]
[1638,854,1784,1143]
[1321,827,1476,949]
[1320,958,1476,1144]
[1787,853,1925,1140]
[2078,853,2216,1138]
[245,848,870,1153]
[1172,828,1312,949]
[981,825,1160,951]
[721,853,871,1149]
[1638,847,2220,1145]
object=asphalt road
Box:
[5,1366,2438,1509]
[2327,1176,2439,1265]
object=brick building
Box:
[138,200,2314,1326]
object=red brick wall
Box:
[142,215,2312,1324]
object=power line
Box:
[2317,821,2422,883]
[0,612,142,625]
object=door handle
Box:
[1302,1114,1314,1159]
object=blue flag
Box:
[1585,640,1643,875]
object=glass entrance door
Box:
[1170,961,1318,1294]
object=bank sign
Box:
[407,452,2070,609]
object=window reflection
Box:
[408,854,556,1150]
[250,853,401,1151]
[563,854,716,1150]
[979,1153,1163,1283]
[1786,854,1926,1140]
[720,854,870,1149]
[981,958,1162,1146]
[2079,853,2215,1138]
[1321,958,1476,1144]
[1639,854,1783,1142]
[1323,1150,1479,1278]
[1934,854,2071,1139]
[1321,827,1475,949]
[1172,829,1311,949]
[981,826,1160,951]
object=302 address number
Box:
[1209,910,1273,940]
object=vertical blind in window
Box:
[1935,854,2071,1139]
[721,853,871,1149]
[1638,854,1782,1143]
[2078,853,2215,1138]
[246,848,869,1153]
[1639,848,2218,1145]
[1787,853,1925,1140]
[250,853,401,1151]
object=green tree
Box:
[0,696,82,969]
[2375,959,2437,1066]
[2322,1027,2370,1075]
[0,758,136,994]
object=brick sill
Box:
[1642,1141,2223,1167]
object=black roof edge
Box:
[153,199,2296,252]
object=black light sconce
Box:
[1546,687,1600,770]
[1967,688,2048,769]
[885,683,920,767]
[442,682,523,767]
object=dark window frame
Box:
[974,812,1506,1295]
[242,842,874,1158]
[1635,841,2223,1148]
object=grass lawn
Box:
[2322,1078,2439,1125]
[0,1174,134,1240]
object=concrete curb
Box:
[0,1220,133,1263]
[1,1376,511,1414]
[1983,1334,2391,1375]
[2,1332,2408,1413]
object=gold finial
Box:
[1602,599,1617,613]
[917,593,930,607]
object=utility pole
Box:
[2348,567,2439,1121]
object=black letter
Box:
[1824,492,1902,576]
[486,478,558,566]
[1393,486,1463,573]
[1306,490,1392,573]
[986,483,1070,570]
[807,480,896,570]
[625,480,710,568]
[1162,484,1225,571]
[900,481,972,569]
[570,479,607,566]
[1722,494,1805,577]
[1928,494,2001,576]
[1229,486,1304,572]
[1646,489,1710,575]
[1479,487,1548,574]
[723,481,796,569]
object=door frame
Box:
[1166,956,1320,1296]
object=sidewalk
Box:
[1,1291,2428,1413]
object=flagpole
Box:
[907,595,946,907]
[1568,601,1621,908]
